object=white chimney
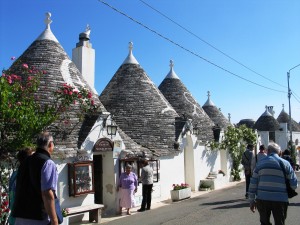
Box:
[72,25,96,93]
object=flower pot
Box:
[170,187,191,201]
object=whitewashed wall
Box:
[158,152,185,200]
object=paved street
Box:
[73,172,300,225]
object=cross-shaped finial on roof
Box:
[45,12,52,29]
[207,91,211,98]
[282,104,284,109]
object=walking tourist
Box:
[12,132,59,225]
[251,144,267,173]
[249,142,298,225]
[137,159,153,212]
[117,164,138,215]
[241,144,254,198]
[282,149,294,169]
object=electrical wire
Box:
[98,0,286,93]
[138,0,287,89]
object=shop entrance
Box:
[93,155,103,204]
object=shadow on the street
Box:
[201,198,249,210]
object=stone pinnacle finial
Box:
[129,42,133,54]
[45,12,52,29]
[228,113,231,122]
[282,104,284,109]
[85,24,91,36]
[170,59,174,69]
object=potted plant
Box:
[199,181,211,191]
[170,183,191,201]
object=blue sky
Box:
[1,0,300,124]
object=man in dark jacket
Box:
[13,132,58,225]
[241,144,254,199]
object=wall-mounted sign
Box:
[93,138,114,152]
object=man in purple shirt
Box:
[13,132,59,225]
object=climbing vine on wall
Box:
[219,125,257,181]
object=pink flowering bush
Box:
[0,192,9,224]
[0,58,98,157]
[172,183,189,191]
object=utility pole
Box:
[287,63,300,165]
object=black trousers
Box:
[141,184,153,210]
[245,174,251,195]
[256,199,288,225]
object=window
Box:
[119,159,160,183]
[68,161,94,197]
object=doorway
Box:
[93,154,103,204]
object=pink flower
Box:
[69,91,73,95]
[28,76,33,81]
[91,100,94,105]
[22,63,28,69]
[77,94,82,98]
[11,56,16,60]
[42,70,47,74]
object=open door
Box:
[93,155,103,204]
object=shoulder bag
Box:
[278,160,298,198]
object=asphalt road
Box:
[101,173,300,225]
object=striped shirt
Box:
[249,153,298,203]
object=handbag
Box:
[54,191,64,224]
[278,160,298,198]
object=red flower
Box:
[22,63,28,69]
[87,92,92,99]
[3,201,8,206]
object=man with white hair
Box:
[249,142,298,225]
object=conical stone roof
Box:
[277,105,300,132]
[158,60,214,142]
[99,43,180,156]
[8,13,105,156]
[202,91,231,129]
[254,107,280,131]
[237,119,256,129]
